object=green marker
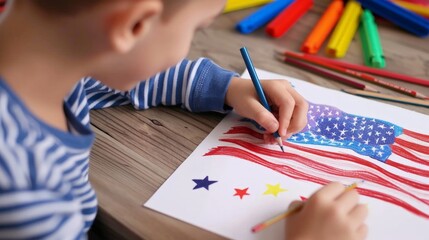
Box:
[359,9,385,68]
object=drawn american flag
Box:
[205,103,429,219]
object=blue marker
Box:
[240,47,285,152]
[236,0,294,34]
[357,0,429,37]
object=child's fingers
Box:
[309,182,345,204]
[356,223,368,240]
[284,87,308,135]
[349,204,369,226]
[288,200,303,210]
[263,134,276,144]
[335,189,360,212]
[267,83,308,137]
[285,100,308,136]
[241,99,279,134]
[273,89,295,137]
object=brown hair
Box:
[31,0,184,16]
[32,0,103,14]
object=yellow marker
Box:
[223,0,273,13]
[326,0,362,58]
[392,0,429,18]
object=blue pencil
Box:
[239,47,284,152]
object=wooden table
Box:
[88,1,429,239]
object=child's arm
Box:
[0,155,88,238]
[82,58,236,113]
[80,58,308,140]
[285,182,368,240]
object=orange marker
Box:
[301,0,344,54]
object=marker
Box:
[392,0,429,18]
[357,0,429,37]
[266,0,314,38]
[240,47,284,152]
[224,0,273,13]
[301,0,344,54]
[360,9,385,68]
[236,0,294,34]
[326,0,362,58]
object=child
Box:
[0,0,367,239]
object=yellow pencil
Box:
[223,0,273,13]
[251,181,362,233]
[392,0,429,18]
[326,0,362,58]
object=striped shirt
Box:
[0,58,235,239]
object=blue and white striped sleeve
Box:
[0,159,87,239]
[84,58,238,113]
[0,188,86,239]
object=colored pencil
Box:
[251,181,362,233]
[266,0,314,38]
[282,51,429,99]
[342,89,429,108]
[279,56,379,92]
[0,0,5,12]
[279,52,429,87]
[301,0,344,54]
[224,0,273,13]
[240,47,284,152]
[326,0,362,58]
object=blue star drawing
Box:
[192,176,218,190]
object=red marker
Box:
[266,0,313,38]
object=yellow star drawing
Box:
[263,183,287,197]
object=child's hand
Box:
[285,182,368,240]
[225,77,308,143]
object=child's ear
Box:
[108,0,163,53]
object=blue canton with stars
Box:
[288,103,403,162]
[241,103,404,162]
[192,176,218,190]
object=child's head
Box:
[4,0,225,90]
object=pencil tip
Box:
[280,145,285,152]
[365,86,379,93]
[251,224,263,233]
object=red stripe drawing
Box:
[205,102,429,219]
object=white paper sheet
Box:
[145,69,429,240]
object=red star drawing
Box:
[234,188,250,199]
